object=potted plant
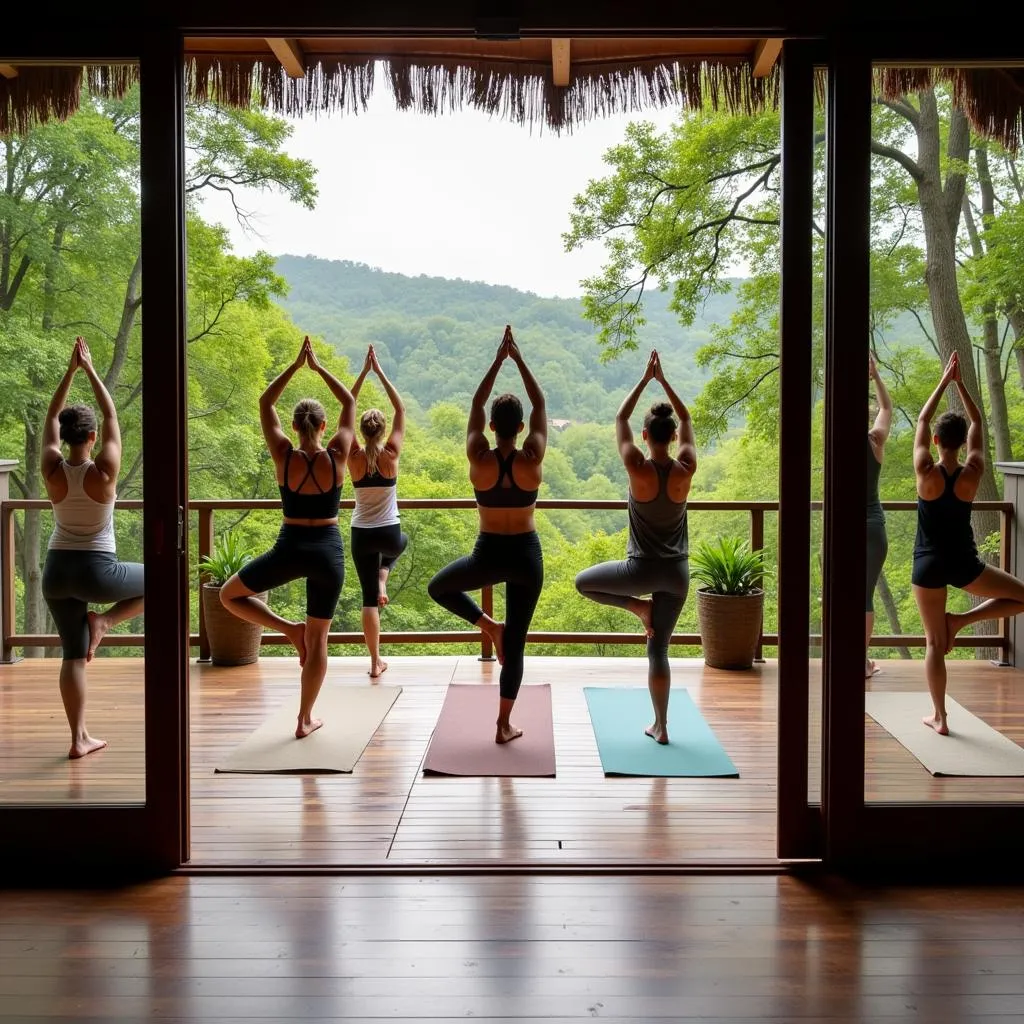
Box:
[691,536,770,670]
[199,531,266,666]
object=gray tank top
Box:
[626,460,688,560]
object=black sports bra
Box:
[353,468,397,489]
[279,448,341,519]
[474,449,538,509]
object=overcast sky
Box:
[198,87,682,299]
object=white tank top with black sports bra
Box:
[351,467,400,529]
[48,461,116,552]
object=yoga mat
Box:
[584,686,739,777]
[422,684,556,777]
[216,684,401,773]
[866,691,1024,777]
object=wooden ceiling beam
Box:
[551,38,571,87]
[752,38,783,77]
[264,38,305,78]
[0,64,19,79]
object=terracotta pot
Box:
[201,583,267,666]
[696,587,764,670]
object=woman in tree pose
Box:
[866,354,893,677]
[220,336,355,739]
[575,351,696,745]
[428,326,546,744]
[41,337,144,759]
[348,344,408,679]
[913,351,1024,735]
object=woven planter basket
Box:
[201,583,267,666]
[696,587,764,671]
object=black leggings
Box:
[575,556,689,676]
[42,550,144,660]
[238,524,344,620]
[351,524,408,607]
[428,531,543,700]
[866,516,888,613]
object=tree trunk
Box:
[18,419,46,656]
[104,251,142,392]
[877,570,912,660]
[915,93,999,657]
[1007,308,1024,389]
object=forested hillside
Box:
[274,255,736,422]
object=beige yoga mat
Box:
[216,684,401,773]
[422,684,556,777]
[866,691,1024,777]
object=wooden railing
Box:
[1,497,1014,662]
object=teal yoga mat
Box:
[583,686,739,777]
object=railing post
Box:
[995,463,1024,667]
[751,507,765,663]
[995,502,1013,666]
[479,583,495,661]
[197,506,214,663]
[1,490,20,665]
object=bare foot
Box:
[865,659,881,678]
[486,621,505,665]
[369,658,388,680]
[630,599,655,638]
[495,721,523,744]
[645,723,669,745]
[69,735,108,759]
[283,622,307,667]
[378,570,390,608]
[922,713,949,736]
[944,612,962,655]
[295,716,323,739]
[86,611,111,662]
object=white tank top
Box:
[351,468,400,529]
[48,461,116,552]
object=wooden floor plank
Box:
[2,656,1024,864]
[1,876,1023,1022]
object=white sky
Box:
[198,87,683,299]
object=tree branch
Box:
[870,140,924,183]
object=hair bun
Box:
[58,408,76,425]
[650,402,673,419]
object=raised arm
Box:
[41,341,82,478]
[915,352,958,476]
[506,330,546,463]
[305,338,356,461]
[350,348,372,402]
[77,339,121,481]
[616,353,655,472]
[259,339,307,459]
[369,346,406,454]
[467,330,508,461]
[955,373,985,477]
[652,352,697,476]
[869,354,893,447]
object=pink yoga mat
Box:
[422,684,556,777]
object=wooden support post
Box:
[995,462,1024,666]
[1,500,19,665]
[0,65,19,79]
[480,583,495,661]
[265,38,306,78]
[551,39,571,87]
[752,39,783,78]
[751,508,765,662]
[197,507,214,663]
[776,40,815,859]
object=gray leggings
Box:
[575,557,689,675]
[42,550,144,659]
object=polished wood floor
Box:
[2,655,1023,864]
[2,875,1024,1022]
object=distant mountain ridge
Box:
[273,254,740,421]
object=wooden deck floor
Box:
[2,655,1023,864]
[2,874,1024,1022]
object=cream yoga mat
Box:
[866,691,1024,777]
[216,685,401,773]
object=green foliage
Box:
[690,537,770,596]
[199,530,255,585]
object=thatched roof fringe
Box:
[2,56,1021,153]
[1,66,83,135]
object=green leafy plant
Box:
[198,530,254,586]
[690,536,771,596]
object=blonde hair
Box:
[360,408,386,474]
[293,399,326,443]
